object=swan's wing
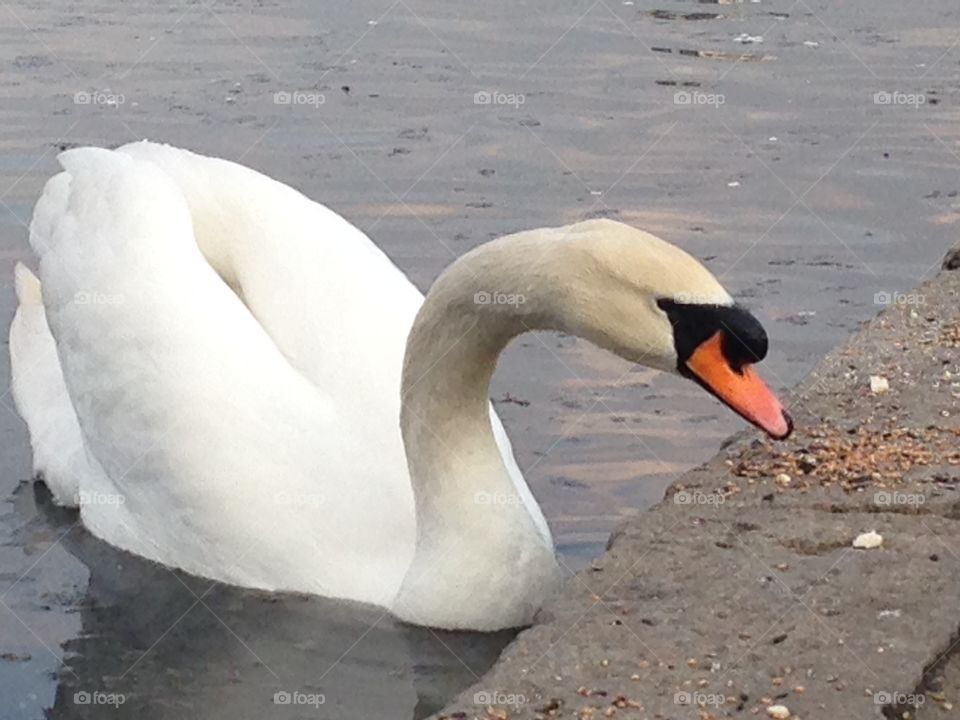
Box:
[28,145,324,519]
[113,140,425,400]
[107,142,552,547]
[8,263,86,506]
[27,147,410,602]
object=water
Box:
[5,487,512,720]
[2,0,959,717]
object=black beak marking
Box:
[657,298,769,374]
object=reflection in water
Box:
[27,485,514,720]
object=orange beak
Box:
[685,331,793,439]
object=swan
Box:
[9,142,792,631]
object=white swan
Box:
[9,143,791,631]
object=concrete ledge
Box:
[434,248,960,720]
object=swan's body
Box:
[10,143,790,630]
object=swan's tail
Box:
[9,262,84,506]
[14,261,42,305]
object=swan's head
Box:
[544,220,793,439]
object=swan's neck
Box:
[394,236,567,629]
[401,298,520,519]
